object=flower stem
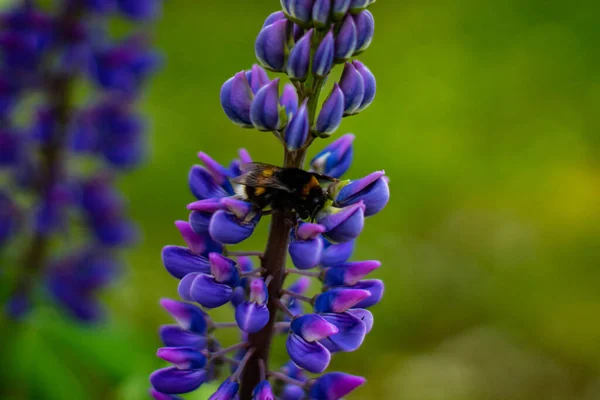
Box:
[228,251,265,258]
[285,268,322,278]
[269,371,308,388]
[210,342,248,360]
[281,289,314,304]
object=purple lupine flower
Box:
[1,1,160,321]
[151,2,384,399]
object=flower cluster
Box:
[150,1,387,399]
[0,1,160,322]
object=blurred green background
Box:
[2,0,600,399]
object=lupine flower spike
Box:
[0,0,161,321]
[151,1,387,399]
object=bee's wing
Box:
[230,162,292,192]
[311,171,340,184]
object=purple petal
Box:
[249,278,268,304]
[310,133,354,178]
[209,210,259,244]
[150,367,207,395]
[162,246,210,279]
[187,273,233,309]
[253,380,275,400]
[336,171,388,216]
[282,384,305,400]
[320,312,366,352]
[286,334,331,373]
[309,372,365,400]
[289,236,323,270]
[314,288,371,313]
[220,71,254,127]
[288,276,311,294]
[156,347,207,370]
[246,64,272,94]
[323,260,380,286]
[320,238,355,267]
[342,279,383,308]
[189,166,229,200]
[318,202,365,243]
[150,388,184,400]
[235,302,269,333]
[209,252,239,285]
[160,298,208,334]
[291,314,338,342]
[197,152,231,186]
[174,221,207,254]
[282,0,315,25]
[209,378,239,400]
[159,325,206,348]
[347,308,373,333]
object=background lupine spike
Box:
[150,2,386,399]
[0,0,160,322]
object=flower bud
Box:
[284,99,309,150]
[255,19,289,72]
[352,10,374,55]
[332,0,351,20]
[220,71,254,127]
[251,79,284,131]
[352,60,376,112]
[312,30,334,78]
[317,202,365,243]
[245,64,271,94]
[315,83,344,136]
[339,62,365,115]
[334,14,357,62]
[310,133,354,178]
[263,11,287,28]
[349,0,375,13]
[280,83,299,117]
[281,0,315,26]
[335,170,389,216]
[189,166,229,200]
[287,29,312,81]
[308,372,366,400]
[312,0,332,28]
[150,367,207,395]
[347,308,373,333]
[235,278,270,333]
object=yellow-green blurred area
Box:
[2,0,600,399]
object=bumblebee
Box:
[230,162,338,220]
